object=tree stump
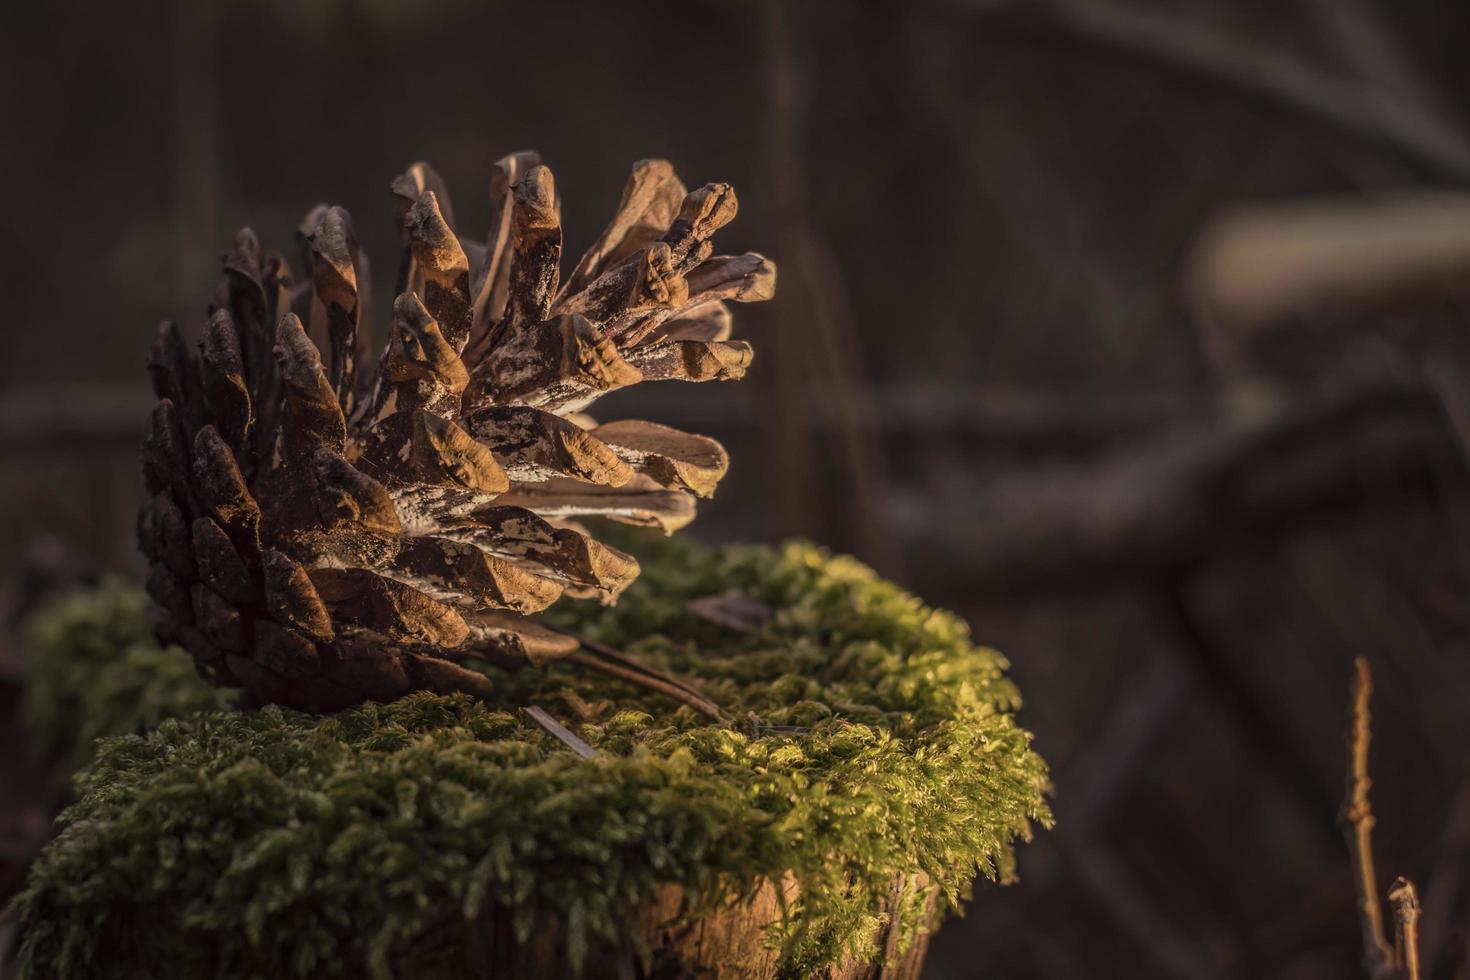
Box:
[410,877,937,980]
[13,537,1050,979]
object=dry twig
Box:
[561,634,722,721]
[1341,658,1425,980]
[1388,877,1422,980]
[1341,658,1394,978]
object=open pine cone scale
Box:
[139,153,774,712]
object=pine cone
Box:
[139,154,773,712]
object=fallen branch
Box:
[897,374,1470,594]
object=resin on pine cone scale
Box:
[138,154,773,712]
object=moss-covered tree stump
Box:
[12,536,1050,979]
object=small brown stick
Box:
[1341,657,1394,979]
[570,633,716,706]
[1388,878,1422,980]
[564,646,722,721]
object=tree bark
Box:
[407,873,937,980]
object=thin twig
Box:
[440,629,723,720]
[1388,877,1422,980]
[562,643,722,721]
[1341,657,1394,979]
[569,634,717,707]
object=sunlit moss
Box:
[13,534,1051,979]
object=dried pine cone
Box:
[139,154,773,712]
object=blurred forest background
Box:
[5,0,1470,976]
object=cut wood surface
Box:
[404,874,937,980]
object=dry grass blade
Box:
[521,705,597,759]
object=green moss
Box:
[12,536,1051,979]
[18,576,238,778]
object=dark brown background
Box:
[4,1,1470,976]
